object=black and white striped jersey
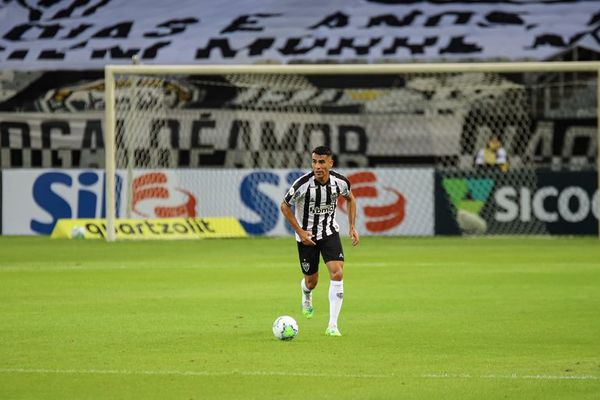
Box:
[283,170,352,242]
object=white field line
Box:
[422,373,600,381]
[0,368,392,379]
[1,368,598,381]
[0,262,392,272]
[3,261,598,272]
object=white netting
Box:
[109,67,597,237]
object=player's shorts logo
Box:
[301,260,310,272]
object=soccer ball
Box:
[71,226,86,239]
[272,316,298,341]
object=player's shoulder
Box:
[330,170,350,185]
[329,170,349,182]
[291,171,314,188]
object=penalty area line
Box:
[422,373,600,381]
[0,368,393,379]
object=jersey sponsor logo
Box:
[309,204,335,215]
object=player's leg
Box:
[324,260,343,336]
[321,233,345,336]
[301,272,317,318]
[297,241,319,318]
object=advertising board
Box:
[2,168,435,236]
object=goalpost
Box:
[104,62,600,241]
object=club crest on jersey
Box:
[309,204,335,214]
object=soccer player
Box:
[280,145,359,337]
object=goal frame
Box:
[104,61,600,241]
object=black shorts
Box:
[297,232,344,275]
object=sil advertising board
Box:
[1,168,434,237]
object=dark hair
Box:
[312,146,333,156]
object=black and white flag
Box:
[0,0,598,69]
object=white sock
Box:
[301,278,312,305]
[328,280,344,328]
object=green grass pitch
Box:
[1,236,599,399]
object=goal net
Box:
[104,63,599,241]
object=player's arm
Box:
[496,148,509,172]
[344,192,360,246]
[280,201,316,246]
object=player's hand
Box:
[350,227,359,246]
[299,230,316,246]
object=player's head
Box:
[487,135,502,151]
[312,146,332,158]
[311,146,333,181]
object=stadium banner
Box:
[1,168,434,237]
[4,110,596,171]
[435,170,599,235]
[0,110,463,168]
[51,217,247,240]
[0,0,598,69]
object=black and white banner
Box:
[0,0,599,69]
[0,110,461,168]
[1,108,596,170]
